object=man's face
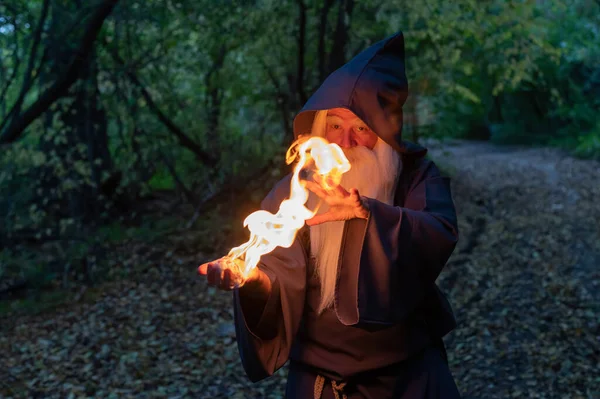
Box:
[325,108,378,150]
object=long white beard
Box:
[307,138,401,314]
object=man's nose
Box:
[338,129,356,149]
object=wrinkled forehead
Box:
[326,108,363,121]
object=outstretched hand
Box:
[198,257,258,291]
[304,176,369,226]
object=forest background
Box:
[0,0,599,387]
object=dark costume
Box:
[233,32,461,398]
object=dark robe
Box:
[233,31,461,398]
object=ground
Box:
[1,140,599,398]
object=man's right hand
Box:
[198,257,260,291]
[200,257,273,331]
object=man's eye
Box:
[331,124,341,129]
[356,126,368,132]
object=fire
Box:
[225,136,350,279]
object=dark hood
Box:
[293,32,426,157]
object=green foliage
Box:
[1,0,599,301]
[574,127,600,160]
[148,169,175,191]
[378,0,599,147]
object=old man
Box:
[199,32,461,398]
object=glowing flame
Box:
[226,137,350,277]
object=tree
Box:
[0,0,119,144]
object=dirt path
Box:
[427,140,600,399]
[1,140,598,398]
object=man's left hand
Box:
[304,178,369,226]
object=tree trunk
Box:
[296,0,307,105]
[317,0,335,83]
[0,0,119,145]
[327,0,354,74]
[0,0,49,134]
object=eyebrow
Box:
[326,115,368,127]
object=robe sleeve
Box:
[335,159,458,327]
[233,175,307,382]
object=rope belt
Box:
[313,375,347,399]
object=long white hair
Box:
[306,110,401,314]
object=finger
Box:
[305,181,329,199]
[350,188,362,203]
[335,184,349,197]
[306,213,333,226]
[319,175,334,189]
[325,176,336,187]
[198,262,211,275]
[222,268,233,290]
[317,175,342,195]
[351,189,366,211]
[313,173,324,186]
[207,264,221,286]
[306,179,325,194]
[213,266,223,287]
[206,264,215,285]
